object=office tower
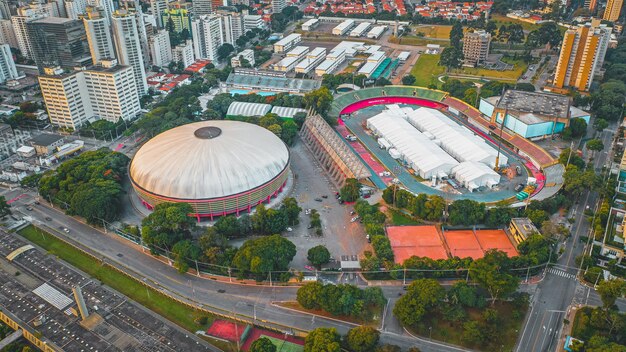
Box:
[161,2,192,32]
[553,20,611,92]
[603,0,623,21]
[28,17,92,73]
[172,39,193,67]
[271,0,285,14]
[0,20,17,48]
[38,66,93,129]
[52,0,68,17]
[87,0,115,25]
[191,14,223,62]
[82,7,116,64]
[0,44,19,83]
[65,0,88,19]
[150,0,168,27]
[111,10,148,94]
[148,29,172,66]
[462,29,491,67]
[12,6,49,60]
[83,59,141,123]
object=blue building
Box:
[478,90,590,139]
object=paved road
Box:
[515,124,622,352]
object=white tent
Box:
[367,110,459,179]
[404,107,508,168]
[452,161,501,190]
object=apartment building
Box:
[462,29,490,67]
[172,39,194,67]
[149,29,172,66]
[112,10,148,94]
[82,7,116,65]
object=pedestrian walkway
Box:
[547,267,576,280]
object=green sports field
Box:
[262,335,304,352]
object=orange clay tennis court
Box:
[443,230,485,260]
[387,225,449,262]
[474,229,518,257]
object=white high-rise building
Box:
[83,8,116,64]
[38,66,93,129]
[87,0,115,26]
[150,0,168,27]
[192,15,224,62]
[0,44,18,83]
[83,59,141,123]
[0,20,17,48]
[39,61,141,129]
[271,0,285,14]
[149,29,172,66]
[172,39,194,67]
[217,11,244,42]
[111,10,148,94]
[0,0,10,20]
[65,0,88,19]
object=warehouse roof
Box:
[226,102,272,117]
[496,90,570,118]
[271,106,307,118]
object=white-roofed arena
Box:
[129,121,290,220]
[226,102,272,117]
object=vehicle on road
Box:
[286,227,293,232]
[321,195,328,199]
[351,216,359,223]
[26,206,33,211]
[45,217,52,221]
[314,198,323,202]
[63,227,70,233]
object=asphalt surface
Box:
[515,123,625,352]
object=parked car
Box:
[45,217,52,221]
[314,198,323,202]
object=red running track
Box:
[339,96,447,116]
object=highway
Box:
[515,124,624,352]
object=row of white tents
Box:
[366,105,503,190]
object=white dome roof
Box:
[129,121,289,200]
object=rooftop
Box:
[31,16,74,24]
[30,133,64,147]
[510,217,539,236]
[496,90,571,118]
[225,72,321,93]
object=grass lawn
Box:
[451,58,528,81]
[389,36,449,47]
[389,209,421,226]
[275,301,383,327]
[409,301,528,351]
[260,335,304,352]
[17,225,235,351]
[489,14,542,32]
[413,25,452,39]
[411,54,445,87]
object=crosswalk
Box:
[547,267,576,279]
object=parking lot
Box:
[0,230,214,351]
[281,140,371,270]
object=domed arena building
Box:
[129,121,290,221]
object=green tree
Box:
[563,165,597,196]
[304,87,334,117]
[594,118,609,132]
[596,279,626,309]
[586,139,605,153]
[214,215,240,238]
[250,337,277,352]
[448,199,485,225]
[280,197,302,226]
[141,203,196,251]
[267,124,282,137]
[569,117,588,138]
[171,240,200,273]
[462,320,484,344]
[304,328,341,352]
[449,22,463,48]
[469,250,519,305]
[217,43,235,62]
[281,119,299,145]
[393,279,445,326]
[402,75,416,86]
[231,234,296,274]
[297,281,323,309]
[0,196,11,216]
[346,326,380,352]
[448,281,485,308]
[439,47,463,69]
[307,245,331,269]
[340,178,361,202]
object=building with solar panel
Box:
[129,121,290,221]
